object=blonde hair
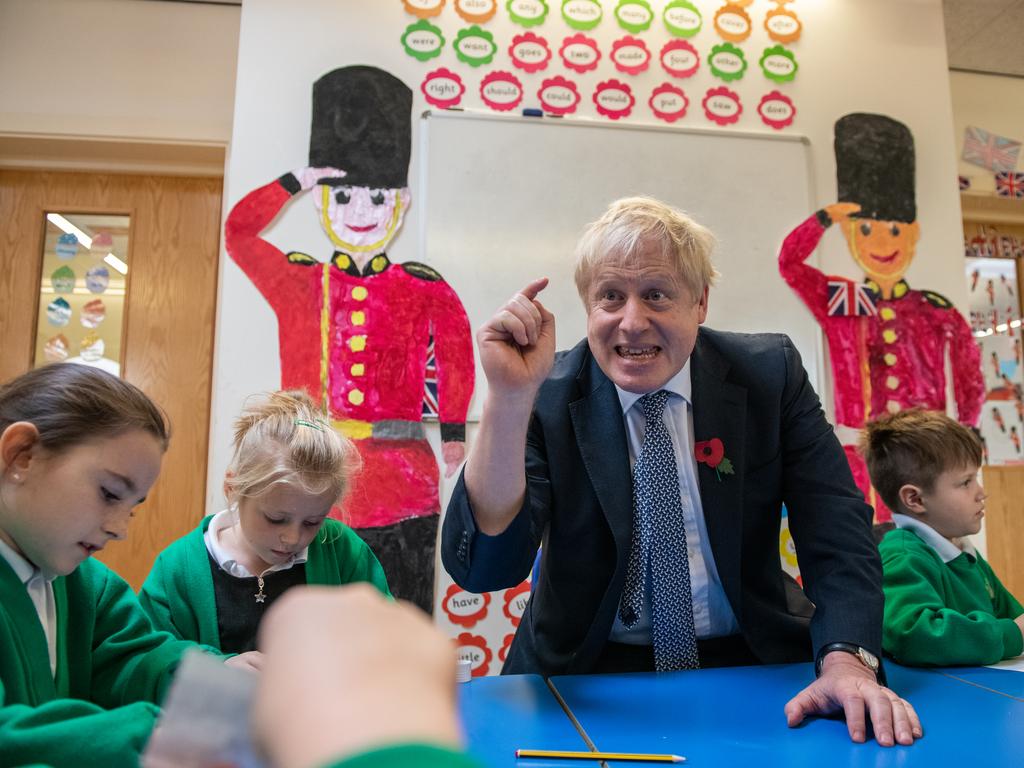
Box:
[859,409,983,513]
[224,390,359,506]
[573,196,719,303]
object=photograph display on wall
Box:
[965,224,1024,465]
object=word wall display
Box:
[440,578,532,677]
[403,0,802,130]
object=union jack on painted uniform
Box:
[827,278,878,317]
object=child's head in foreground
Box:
[224,390,359,571]
[860,409,985,542]
[0,363,169,575]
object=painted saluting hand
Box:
[477,278,557,403]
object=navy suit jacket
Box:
[442,328,882,676]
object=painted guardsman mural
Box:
[779,113,984,520]
[225,66,475,612]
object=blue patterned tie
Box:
[619,390,700,671]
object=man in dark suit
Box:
[442,197,922,747]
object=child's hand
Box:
[1015,615,1024,644]
[224,650,264,673]
[254,585,460,768]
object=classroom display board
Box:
[418,109,821,418]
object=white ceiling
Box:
[945,0,1024,77]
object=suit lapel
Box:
[690,332,746,609]
[569,352,633,571]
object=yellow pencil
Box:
[515,749,685,763]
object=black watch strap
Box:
[815,642,884,683]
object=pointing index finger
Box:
[519,277,549,302]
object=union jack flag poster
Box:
[995,171,1024,199]
[962,126,1021,172]
[827,279,878,317]
[422,333,439,418]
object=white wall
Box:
[213,0,966,500]
[0,0,240,144]
[212,1,968,641]
[950,70,1024,196]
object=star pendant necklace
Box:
[254,565,275,603]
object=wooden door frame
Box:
[0,168,224,588]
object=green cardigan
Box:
[0,556,197,768]
[880,528,1024,666]
[139,516,390,648]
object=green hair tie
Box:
[294,419,325,431]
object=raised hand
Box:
[477,278,557,404]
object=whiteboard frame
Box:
[416,109,827,421]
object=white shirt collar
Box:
[0,536,56,584]
[0,536,37,584]
[204,509,310,578]
[892,513,977,563]
[615,358,692,415]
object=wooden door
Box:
[0,169,221,589]
[982,466,1024,599]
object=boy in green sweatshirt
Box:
[861,409,1024,666]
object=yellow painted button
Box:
[886,376,899,390]
[351,311,366,326]
[880,307,896,321]
[883,329,897,344]
[886,399,900,413]
[371,255,387,273]
[349,335,367,352]
[352,286,368,301]
[884,353,898,366]
[335,253,351,270]
[348,389,364,406]
[351,363,365,377]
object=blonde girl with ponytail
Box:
[140,390,389,654]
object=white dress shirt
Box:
[0,537,58,676]
[609,360,740,644]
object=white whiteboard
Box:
[417,111,821,420]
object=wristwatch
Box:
[815,642,880,678]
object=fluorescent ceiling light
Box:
[104,253,128,275]
[46,213,92,249]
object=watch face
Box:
[857,647,880,671]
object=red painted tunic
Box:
[225,177,475,527]
[780,214,983,428]
[780,213,984,520]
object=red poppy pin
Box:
[695,438,734,481]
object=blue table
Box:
[938,665,1024,701]
[549,663,1024,767]
[459,674,598,768]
